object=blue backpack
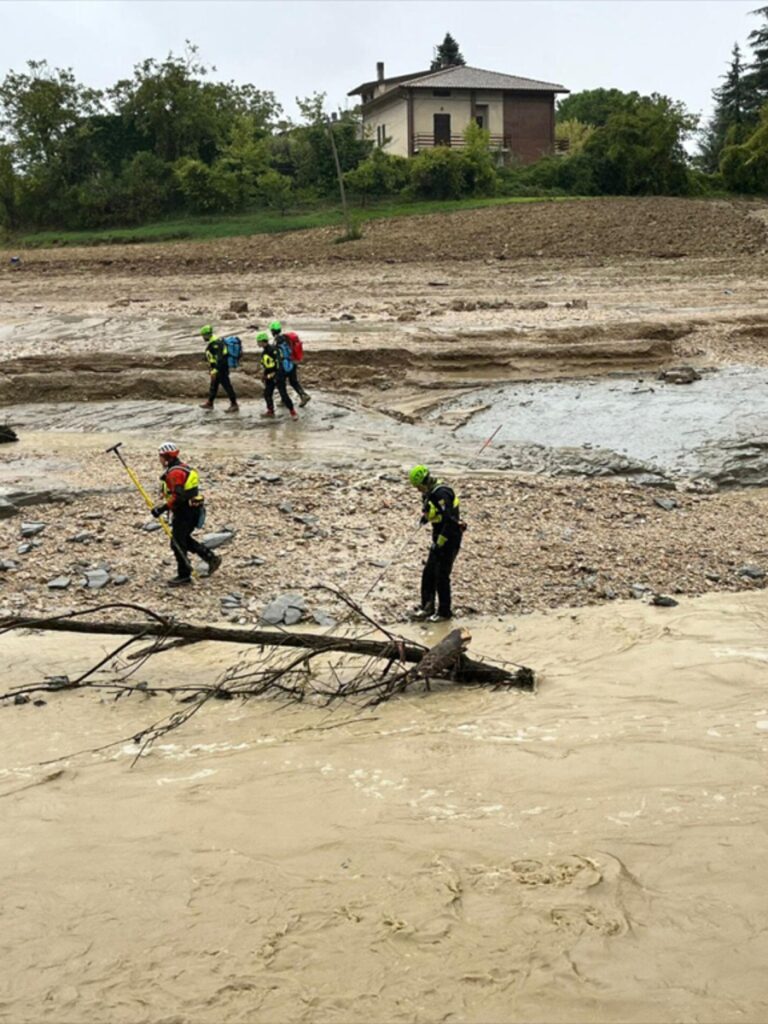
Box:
[276,337,294,374]
[225,336,243,370]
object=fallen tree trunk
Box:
[0,613,534,689]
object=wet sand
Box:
[2,592,768,1023]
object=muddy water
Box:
[2,593,768,1023]
[444,366,768,480]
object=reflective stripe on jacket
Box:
[161,461,201,510]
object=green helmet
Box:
[256,331,270,343]
[269,320,282,334]
[409,465,430,487]
[199,324,213,338]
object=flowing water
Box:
[2,593,768,1022]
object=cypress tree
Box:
[701,44,751,171]
[745,5,768,116]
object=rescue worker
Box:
[270,320,310,407]
[151,442,222,587]
[256,331,297,419]
[199,325,239,413]
[408,464,463,621]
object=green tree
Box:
[0,60,102,169]
[700,44,753,172]
[745,5,768,116]
[720,105,768,192]
[556,88,641,127]
[430,33,466,71]
[289,93,371,194]
[555,118,595,155]
[256,168,293,213]
[410,146,467,198]
[109,43,280,165]
[0,144,18,229]
[344,147,410,203]
[584,94,697,195]
[461,120,498,195]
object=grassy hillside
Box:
[15,195,581,248]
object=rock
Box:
[653,496,679,511]
[142,521,161,532]
[14,694,30,705]
[67,532,96,544]
[738,565,765,580]
[705,572,721,582]
[565,299,588,309]
[657,366,701,385]
[630,583,651,599]
[0,425,19,443]
[283,606,304,626]
[651,594,679,607]
[517,300,549,311]
[111,575,130,586]
[229,300,249,313]
[0,497,19,519]
[260,592,309,626]
[47,576,71,590]
[294,513,319,527]
[312,609,337,628]
[201,531,235,549]
[243,555,266,567]
[83,568,110,590]
[338,312,356,321]
[19,522,45,537]
[259,473,282,484]
[278,500,294,514]
[17,543,32,555]
[0,559,17,571]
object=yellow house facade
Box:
[349,63,569,165]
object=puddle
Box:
[438,365,768,482]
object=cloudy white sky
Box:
[0,0,761,126]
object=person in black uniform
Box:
[408,464,463,622]
[198,324,239,413]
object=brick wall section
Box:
[503,92,555,164]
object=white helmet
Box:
[158,441,180,457]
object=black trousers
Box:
[420,539,461,617]
[264,374,295,412]
[287,366,308,398]
[171,506,213,579]
[208,365,238,404]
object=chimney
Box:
[376,62,385,82]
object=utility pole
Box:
[327,114,355,240]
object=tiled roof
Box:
[403,65,568,93]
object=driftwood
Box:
[0,600,534,765]
[0,609,533,689]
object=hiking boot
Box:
[167,576,192,588]
[429,612,453,623]
[290,409,299,420]
[207,553,222,576]
[200,401,214,410]
[261,409,275,418]
[224,403,239,414]
[299,393,311,407]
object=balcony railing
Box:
[412,132,507,151]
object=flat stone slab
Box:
[19,522,45,537]
[47,576,72,590]
[202,531,235,550]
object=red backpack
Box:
[285,331,304,363]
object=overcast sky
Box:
[0,0,761,128]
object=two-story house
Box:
[348,63,569,165]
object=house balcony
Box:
[412,132,508,152]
